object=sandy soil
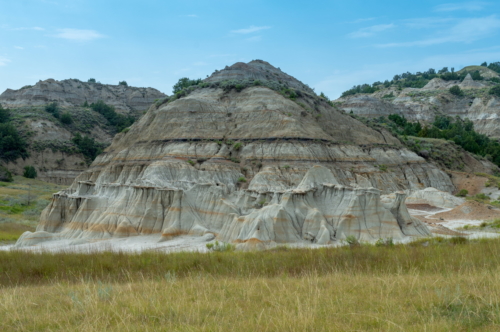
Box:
[434,201,500,221]
[450,171,488,196]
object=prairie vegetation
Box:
[0,176,64,242]
[2,237,500,330]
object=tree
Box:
[60,112,73,124]
[490,85,500,97]
[118,81,128,86]
[88,78,96,83]
[45,102,60,118]
[23,165,37,179]
[481,62,488,67]
[0,123,28,161]
[449,85,464,97]
[172,77,202,94]
[0,105,10,123]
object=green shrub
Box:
[118,81,128,86]
[187,159,195,166]
[206,241,234,252]
[238,176,247,183]
[87,78,96,83]
[378,164,388,172]
[90,101,134,132]
[23,166,37,179]
[449,85,464,96]
[172,77,202,94]
[72,133,103,164]
[0,165,13,182]
[0,105,10,123]
[0,123,29,162]
[233,142,242,150]
[489,85,500,97]
[456,189,468,197]
[345,235,359,246]
[45,102,60,118]
[60,112,73,124]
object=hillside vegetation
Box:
[341,61,500,97]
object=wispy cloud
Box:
[378,15,500,47]
[0,57,11,66]
[348,24,395,38]
[14,46,24,50]
[54,29,105,41]
[434,2,489,12]
[231,25,271,34]
[11,27,44,31]
[403,17,455,29]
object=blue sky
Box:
[1,0,500,98]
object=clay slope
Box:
[16,60,446,248]
[0,78,166,116]
[337,75,500,138]
[0,80,166,184]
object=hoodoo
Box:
[16,60,449,249]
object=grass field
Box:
[2,237,500,331]
[0,176,65,242]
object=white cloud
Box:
[14,46,24,50]
[403,17,454,29]
[378,15,500,47]
[231,25,271,34]
[348,24,395,38]
[11,27,44,31]
[55,29,105,41]
[434,2,489,12]
[0,57,11,66]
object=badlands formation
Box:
[338,70,500,138]
[0,78,166,116]
[0,79,166,184]
[16,60,461,249]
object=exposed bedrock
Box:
[16,61,448,248]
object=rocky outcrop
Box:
[0,79,166,116]
[16,61,445,249]
[338,78,500,138]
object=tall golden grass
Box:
[2,237,500,330]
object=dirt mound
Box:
[450,172,488,196]
[434,201,500,221]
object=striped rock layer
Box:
[16,61,446,248]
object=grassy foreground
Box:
[2,237,500,330]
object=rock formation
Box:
[16,60,445,249]
[338,72,500,138]
[0,79,166,184]
[0,78,166,116]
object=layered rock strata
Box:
[338,75,500,138]
[0,78,166,116]
[16,61,445,248]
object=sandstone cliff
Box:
[17,60,447,249]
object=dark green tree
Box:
[172,77,202,94]
[23,165,37,179]
[0,123,28,161]
[60,112,73,124]
[449,85,464,97]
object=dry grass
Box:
[2,271,500,331]
[0,176,64,242]
[1,238,500,330]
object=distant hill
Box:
[0,79,166,184]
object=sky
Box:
[1,0,500,99]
